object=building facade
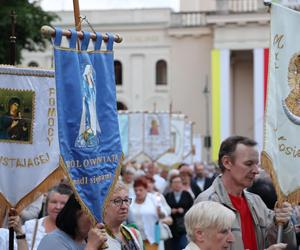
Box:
[21,0,300,161]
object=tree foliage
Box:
[0,0,58,64]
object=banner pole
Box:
[73,0,81,31]
[73,0,81,50]
[9,10,16,66]
[8,209,17,250]
[9,11,17,249]
[41,26,122,43]
[71,1,108,249]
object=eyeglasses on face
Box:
[110,197,132,206]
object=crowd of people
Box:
[1,135,300,250]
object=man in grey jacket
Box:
[194,135,297,250]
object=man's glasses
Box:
[110,197,132,206]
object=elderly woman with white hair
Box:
[183,201,235,250]
[183,201,289,250]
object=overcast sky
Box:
[40,0,180,11]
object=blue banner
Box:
[53,28,123,222]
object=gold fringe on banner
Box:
[102,153,124,220]
[261,151,300,205]
[15,166,65,213]
[0,165,64,226]
[59,154,124,225]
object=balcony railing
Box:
[217,0,265,13]
[170,12,207,28]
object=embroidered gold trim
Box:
[0,65,54,78]
[0,165,64,214]
[261,151,300,205]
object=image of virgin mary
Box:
[75,64,101,148]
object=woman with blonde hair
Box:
[104,180,143,250]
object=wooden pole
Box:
[40,26,122,43]
[9,11,16,249]
[9,209,17,250]
[73,0,81,31]
[73,0,81,49]
[9,10,16,65]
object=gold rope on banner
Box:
[59,156,97,225]
[0,165,64,218]
[0,65,54,77]
[261,151,300,205]
[102,153,124,220]
[59,154,124,225]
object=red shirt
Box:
[229,193,258,250]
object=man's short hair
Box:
[184,201,235,242]
[218,136,257,172]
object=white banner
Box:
[157,114,185,167]
[0,66,61,210]
[262,3,300,200]
[143,112,171,160]
[183,120,193,159]
[118,112,129,158]
[193,133,202,163]
[128,112,144,161]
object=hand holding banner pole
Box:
[274,201,293,244]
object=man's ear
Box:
[222,155,232,171]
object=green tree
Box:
[0,0,58,64]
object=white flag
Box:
[127,112,144,161]
[158,114,185,167]
[0,66,62,212]
[143,112,171,160]
[262,3,300,202]
[183,120,193,159]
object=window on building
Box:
[28,61,39,67]
[156,60,167,85]
[114,60,122,85]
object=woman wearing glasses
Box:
[104,181,143,250]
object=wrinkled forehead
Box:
[111,188,129,199]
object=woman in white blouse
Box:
[19,183,73,250]
[128,177,166,250]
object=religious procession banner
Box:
[53,28,123,222]
[143,112,171,161]
[157,114,185,167]
[0,66,62,215]
[127,112,144,161]
[118,111,129,158]
[183,120,193,159]
[261,3,300,202]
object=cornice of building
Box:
[53,8,172,27]
[206,12,270,26]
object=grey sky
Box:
[40,0,180,11]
